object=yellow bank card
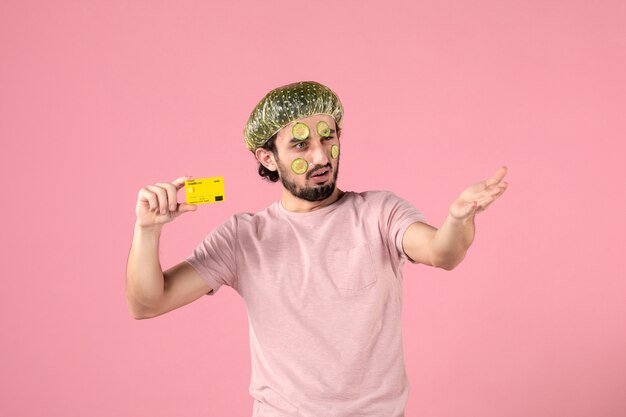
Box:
[185,177,225,205]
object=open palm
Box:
[449,166,509,220]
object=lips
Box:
[309,168,331,183]
[311,168,329,178]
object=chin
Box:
[282,177,337,202]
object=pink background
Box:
[1,0,625,416]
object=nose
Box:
[309,140,330,167]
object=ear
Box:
[255,148,278,172]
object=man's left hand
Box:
[449,166,509,221]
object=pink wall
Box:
[1,0,625,416]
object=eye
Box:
[323,136,335,141]
[294,142,306,150]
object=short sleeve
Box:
[185,216,238,295]
[379,191,428,264]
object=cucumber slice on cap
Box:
[292,123,310,140]
[331,144,339,159]
[291,158,308,175]
[316,121,331,137]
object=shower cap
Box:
[243,81,344,152]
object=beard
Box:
[277,158,340,202]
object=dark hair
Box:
[258,134,280,182]
[257,124,342,183]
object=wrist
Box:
[134,221,164,235]
[447,211,474,226]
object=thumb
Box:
[177,203,198,215]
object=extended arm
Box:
[402,166,508,270]
[402,215,475,270]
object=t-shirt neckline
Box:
[277,191,351,217]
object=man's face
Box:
[273,114,341,202]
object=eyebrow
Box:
[289,129,336,143]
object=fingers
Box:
[144,185,169,214]
[475,181,508,210]
[137,176,193,214]
[177,203,197,214]
[172,176,192,190]
[477,180,508,197]
[486,166,508,187]
[487,181,508,197]
[158,183,179,212]
[135,176,198,228]
[497,181,508,196]
[137,187,159,210]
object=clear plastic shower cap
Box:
[243,81,344,152]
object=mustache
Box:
[306,163,332,179]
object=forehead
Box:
[275,114,337,145]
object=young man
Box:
[126,81,508,416]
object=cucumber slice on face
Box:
[291,158,308,175]
[292,122,310,140]
[316,121,331,137]
[331,144,339,159]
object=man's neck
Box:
[280,187,345,213]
